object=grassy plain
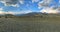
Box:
[0,16,60,32]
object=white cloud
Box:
[38,0,60,10]
[38,0,60,14]
[0,11,3,14]
[0,10,32,15]
[38,0,53,9]
[23,10,32,14]
[40,8,59,14]
[10,4,20,7]
[38,0,52,9]
[32,0,39,3]
[38,1,44,9]
[0,8,5,14]
[0,0,24,7]
[0,7,32,15]
[0,0,5,4]
[19,0,24,4]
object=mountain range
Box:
[0,12,60,16]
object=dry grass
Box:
[0,16,60,32]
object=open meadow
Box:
[0,16,60,32]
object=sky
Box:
[0,0,60,14]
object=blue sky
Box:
[0,0,60,14]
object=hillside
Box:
[0,12,60,18]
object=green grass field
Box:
[0,16,60,32]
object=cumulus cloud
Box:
[19,0,24,4]
[38,0,60,9]
[40,8,59,14]
[10,4,20,7]
[0,8,5,14]
[38,0,52,8]
[38,0,60,13]
[0,0,24,7]
[32,0,40,3]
